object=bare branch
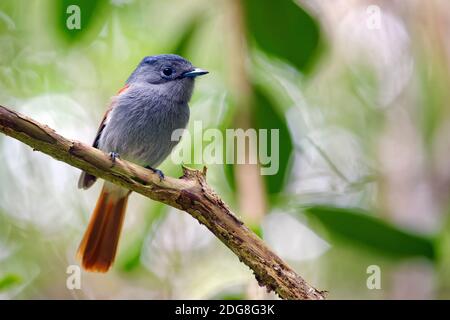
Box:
[0,104,326,300]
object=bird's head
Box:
[127,54,208,103]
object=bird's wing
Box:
[78,84,130,189]
[92,84,130,148]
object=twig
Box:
[0,104,326,300]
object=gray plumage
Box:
[78,54,207,189]
[99,81,191,167]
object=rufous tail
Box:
[77,183,129,272]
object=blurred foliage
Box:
[224,0,319,205]
[253,85,293,196]
[304,206,436,261]
[224,85,294,201]
[171,14,204,58]
[242,0,322,72]
[0,274,22,291]
[0,0,449,300]
[56,0,109,44]
[117,202,168,273]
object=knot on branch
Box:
[180,165,208,183]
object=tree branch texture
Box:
[0,104,326,300]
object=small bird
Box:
[77,54,208,272]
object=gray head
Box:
[127,54,208,103]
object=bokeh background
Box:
[1,0,450,299]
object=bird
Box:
[77,54,208,272]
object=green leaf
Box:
[172,15,203,57]
[242,0,322,72]
[225,86,294,202]
[224,85,293,202]
[212,292,246,300]
[417,61,449,147]
[56,0,109,44]
[253,85,293,196]
[118,203,168,273]
[249,222,263,239]
[304,206,436,261]
[0,274,22,291]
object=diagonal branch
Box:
[0,104,326,300]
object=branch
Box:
[0,104,326,300]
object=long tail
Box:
[77,182,130,272]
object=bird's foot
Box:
[146,166,165,181]
[109,152,120,166]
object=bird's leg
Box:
[109,152,120,166]
[145,165,165,181]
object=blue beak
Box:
[183,68,209,78]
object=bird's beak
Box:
[182,68,209,78]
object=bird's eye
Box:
[162,67,174,77]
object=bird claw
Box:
[109,152,120,165]
[146,166,165,181]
